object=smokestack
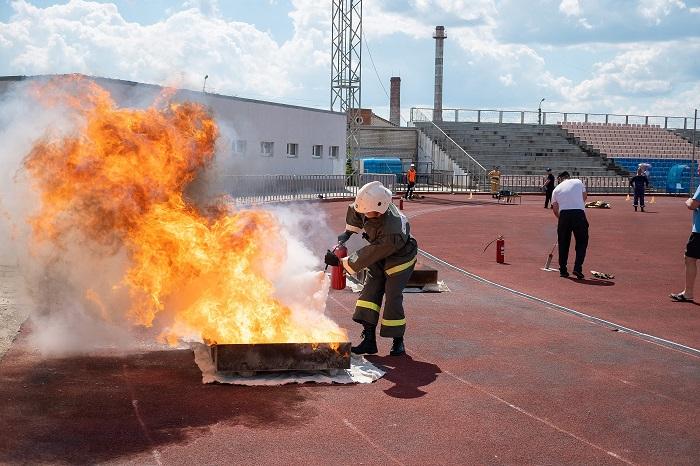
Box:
[390,77,401,126]
[433,26,446,122]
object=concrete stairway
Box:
[416,122,624,177]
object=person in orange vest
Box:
[404,163,417,200]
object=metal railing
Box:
[410,107,698,130]
[392,174,631,195]
[222,173,396,204]
[219,173,684,204]
[410,109,488,190]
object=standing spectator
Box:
[670,180,700,303]
[551,171,588,279]
[629,168,649,212]
[542,168,555,209]
[488,166,501,198]
[404,163,417,200]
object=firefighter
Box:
[488,166,501,198]
[404,163,417,200]
[325,181,418,356]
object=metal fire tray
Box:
[209,342,351,373]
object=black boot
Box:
[351,324,377,355]
[389,337,405,356]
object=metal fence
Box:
[410,107,698,130]
[392,174,632,195]
[222,173,397,204]
[220,173,677,205]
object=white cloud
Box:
[499,73,514,86]
[0,0,336,100]
[689,6,700,13]
[559,0,582,17]
[638,0,686,24]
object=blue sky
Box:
[1,0,699,121]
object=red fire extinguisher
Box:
[496,235,505,264]
[331,243,348,290]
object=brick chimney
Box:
[390,77,401,126]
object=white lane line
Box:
[328,295,635,465]
[302,385,405,466]
[122,364,163,466]
[434,364,637,465]
[418,249,700,358]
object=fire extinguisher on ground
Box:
[331,243,348,290]
[496,235,505,264]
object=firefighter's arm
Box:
[341,236,400,274]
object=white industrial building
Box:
[0,75,347,179]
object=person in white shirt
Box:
[551,171,588,279]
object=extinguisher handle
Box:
[324,244,342,271]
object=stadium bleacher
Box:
[560,122,698,192]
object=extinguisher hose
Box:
[482,236,503,254]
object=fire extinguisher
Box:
[496,235,505,264]
[331,243,348,290]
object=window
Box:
[260,141,274,156]
[233,139,247,154]
[286,143,299,158]
[329,145,339,158]
[312,145,323,158]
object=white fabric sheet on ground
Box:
[191,342,385,386]
[347,277,449,293]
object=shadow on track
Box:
[366,354,441,399]
[566,277,615,286]
[0,348,313,464]
[405,195,497,207]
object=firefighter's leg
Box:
[351,262,385,354]
[380,259,415,338]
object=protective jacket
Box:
[341,203,417,275]
[341,202,418,338]
[407,168,416,183]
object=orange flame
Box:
[23,76,346,345]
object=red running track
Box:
[0,193,698,465]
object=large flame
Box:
[22,76,346,345]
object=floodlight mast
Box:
[330,0,362,173]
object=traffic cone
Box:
[650,196,655,204]
[625,193,630,201]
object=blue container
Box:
[360,157,404,176]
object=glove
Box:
[324,250,340,267]
[337,230,353,244]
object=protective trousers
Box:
[557,209,589,274]
[544,188,554,208]
[405,182,416,199]
[352,259,415,338]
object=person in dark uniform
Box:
[542,168,555,208]
[551,171,588,279]
[325,181,418,356]
[629,168,649,212]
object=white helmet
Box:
[354,181,392,214]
